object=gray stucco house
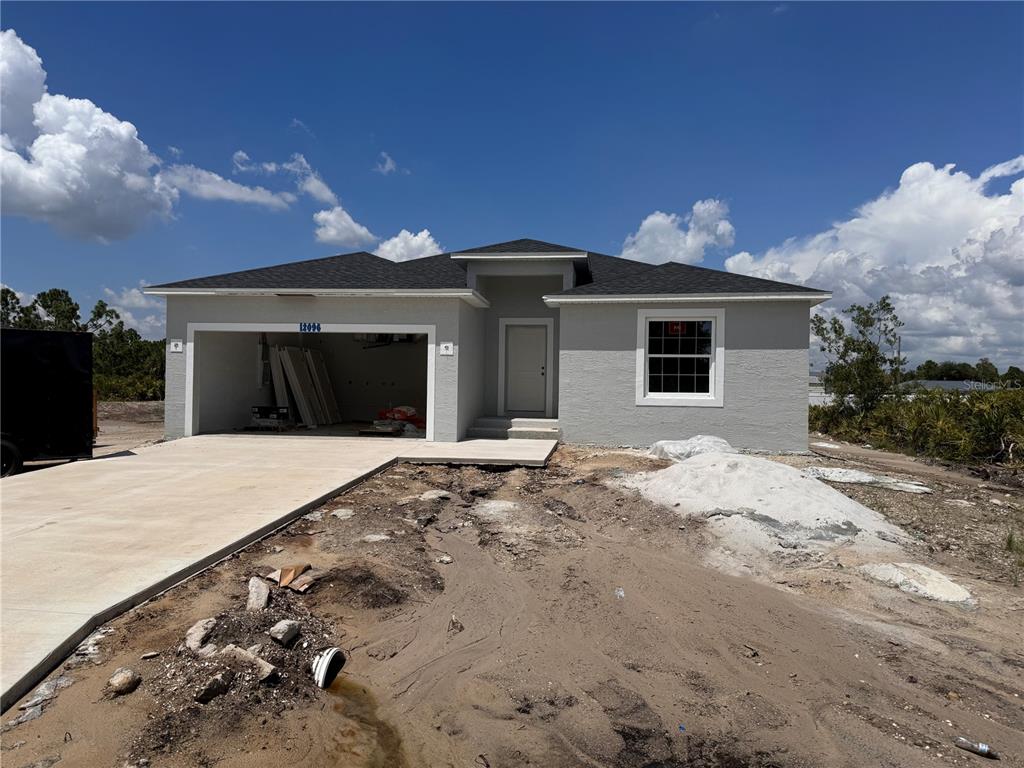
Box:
[147,238,830,451]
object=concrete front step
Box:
[508,427,561,440]
[466,427,511,440]
[468,416,561,441]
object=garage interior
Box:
[193,331,428,437]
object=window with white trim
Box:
[646,319,713,394]
[635,308,724,407]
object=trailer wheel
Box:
[1,439,22,477]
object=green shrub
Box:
[811,388,1024,465]
[94,373,165,401]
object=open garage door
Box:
[186,324,434,439]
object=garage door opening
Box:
[190,330,430,438]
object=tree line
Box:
[1,287,165,400]
[810,296,1022,465]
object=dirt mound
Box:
[126,585,340,763]
[320,563,410,609]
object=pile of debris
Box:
[125,567,342,762]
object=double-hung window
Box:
[635,308,724,407]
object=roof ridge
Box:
[452,237,585,254]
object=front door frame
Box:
[497,317,554,418]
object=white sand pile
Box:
[860,563,973,604]
[650,435,736,462]
[803,466,932,494]
[618,452,907,559]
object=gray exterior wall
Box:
[193,331,274,433]
[476,275,562,416]
[163,295,463,441]
[456,302,485,438]
[557,301,811,451]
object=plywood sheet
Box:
[280,347,322,425]
[304,348,342,423]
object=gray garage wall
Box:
[476,275,562,416]
[193,332,274,433]
[456,301,485,438]
[557,301,812,451]
[163,295,463,441]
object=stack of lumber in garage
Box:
[271,346,341,427]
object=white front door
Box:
[505,324,547,413]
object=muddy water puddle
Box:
[323,677,408,767]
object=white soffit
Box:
[542,292,832,307]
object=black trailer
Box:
[1,328,93,476]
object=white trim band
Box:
[145,287,490,308]
[545,292,831,306]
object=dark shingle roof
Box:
[152,251,468,291]
[555,261,826,296]
[451,238,585,255]
[152,239,827,297]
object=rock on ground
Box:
[107,667,142,697]
[419,489,451,501]
[859,563,973,603]
[268,619,300,646]
[246,576,271,611]
[219,644,277,682]
[650,435,736,462]
[185,617,217,655]
[194,670,234,704]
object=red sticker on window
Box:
[667,321,685,336]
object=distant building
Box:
[900,379,999,393]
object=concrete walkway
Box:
[0,434,555,711]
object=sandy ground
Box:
[94,401,165,457]
[20,401,165,475]
[2,439,1022,768]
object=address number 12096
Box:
[299,322,322,333]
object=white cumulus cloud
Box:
[0,29,46,149]
[103,281,165,338]
[374,151,397,175]
[159,165,294,210]
[0,29,299,241]
[621,199,736,264]
[232,150,338,206]
[313,206,376,248]
[725,158,1024,366]
[374,229,442,262]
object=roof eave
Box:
[144,287,490,308]
[542,292,832,307]
[451,252,588,261]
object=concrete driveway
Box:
[1,433,555,710]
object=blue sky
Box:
[1,2,1022,363]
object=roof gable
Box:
[451,238,585,255]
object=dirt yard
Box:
[94,401,165,457]
[3,439,1022,768]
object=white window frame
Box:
[635,308,725,407]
